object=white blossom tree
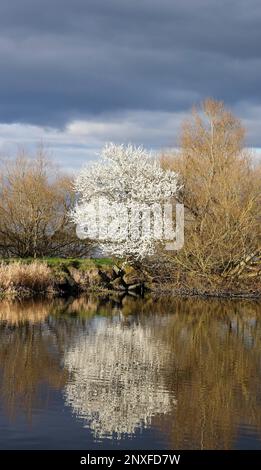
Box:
[71,143,179,260]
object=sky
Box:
[0,0,261,170]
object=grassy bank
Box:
[0,258,260,299]
[0,258,151,298]
[1,257,114,268]
[0,258,117,298]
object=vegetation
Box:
[2,256,114,268]
[0,148,92,258]
[0,258,118,298]
[0,257,152,298]
[72,142,179,260]
[0,261,54,296]
[159,99,260,293]
[0,99,260,297]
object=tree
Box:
[71,143,179,260]
[0,149,92,258]
[161,99,260,282]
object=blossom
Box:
[71,143,179,259]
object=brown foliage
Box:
[0,148,92,257]
[160,99,261,283]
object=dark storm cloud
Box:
[0,0,261,137]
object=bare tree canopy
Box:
[0,149,92,258]
[161,99,261,282]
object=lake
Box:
[0,294,260,450]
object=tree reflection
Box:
[152,298,261,449]
[0,299,68,420]
[0,295,126,421]
[64,316,176,439]
[0,295,260,449]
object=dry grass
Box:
[0,261,54,295]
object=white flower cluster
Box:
[71,143,179,259]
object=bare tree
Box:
[161,99,261,283]
[0,149,92,258]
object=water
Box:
[0,294,261,450]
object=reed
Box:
[0,261,54,295]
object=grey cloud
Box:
[0,0,261,145]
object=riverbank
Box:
[0,258,260,300]
[0,258,149,298]
[153,285,261,299]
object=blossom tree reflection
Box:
[63,316,176,439]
